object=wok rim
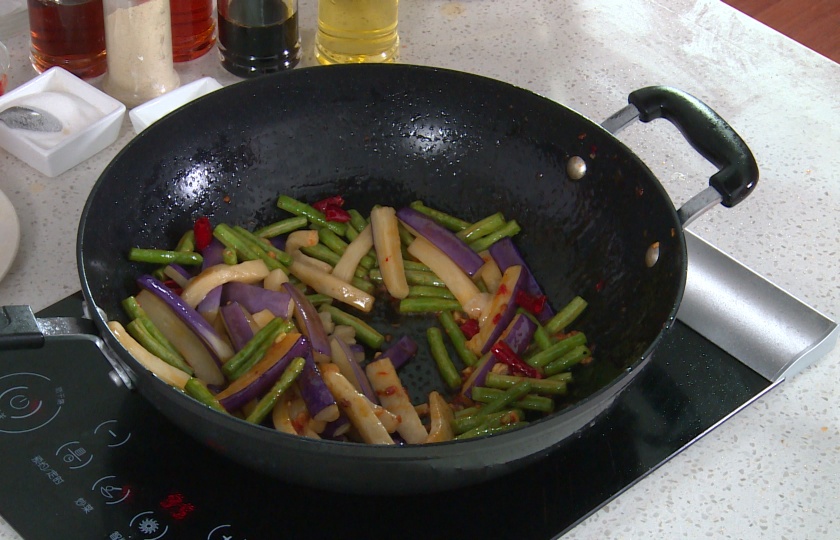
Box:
[76,63,688,475]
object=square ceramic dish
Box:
[129,77,223,133]
[0,67,125,177]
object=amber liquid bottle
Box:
[169,0,216,62]
[27,0,107,79]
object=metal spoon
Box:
[0,106,63,132]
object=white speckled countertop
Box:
[0,0,838,538]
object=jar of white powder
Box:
[102,0,180,107]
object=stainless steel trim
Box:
[677,231,839,381]
[600,104,639,134]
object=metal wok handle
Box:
[601,86,759,226]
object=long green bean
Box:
[544,296,588,334]
[319,304,384,349]
[437,311,478,367]
[126,319,194,375]
[471,386,554,413]
[524,332,588,368]
[484,372,568,395]
[185,378,227,413]
[456,212,506,242]
[254,216,309,238]
[544,345,591,376]
[409,201,470,231]
[426,327,462,390]
[398,298,462,314]
[128,248,202,266]
[468,220,521,252]
[276,195,347,236]
[222,318,295,380]
[245,357,306,424]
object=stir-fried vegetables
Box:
[113,196,592,445]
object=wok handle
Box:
[0,305,97,349]
[627,86,758,208]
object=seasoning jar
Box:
[169,0,216,62]
[102,0,180,107]
[27,0,107,79]
[314,0,399,65]
[217,0,301,77]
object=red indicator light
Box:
[160,492,196,520]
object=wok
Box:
[1,64,757,494]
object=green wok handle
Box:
[628,86,759,208]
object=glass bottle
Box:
[101,0,180,107]
[314,0,400,65]
[169,0,216,62]
[217,0,301,77]
[27,0,107,79]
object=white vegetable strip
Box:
[332,224,373,283]
[263,268,290,291]
[136,290,226,386]
[289,260,374,313]
[370,206,409,299]
[467,264,523,355]
[425,391,455,443]
[365,357,428,444]
[272,395,297,435]
[181,260,270,308]
[321,364,394,445]
[286,230,333,272]
[476,251,503,293]
[108,321,191,389]
[407,236,483,310]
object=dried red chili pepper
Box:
[491,340,542,379]
[313,195,345,213]
[324,206,351,222]
[459,318,480,339]
[515,289,547,315]
[193,216,213,251]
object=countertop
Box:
[1,0,838,538]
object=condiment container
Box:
[0,67,126,177]
[169,0,216,62]
[217,0,301,77]
[314,0,399,64]
[0,41,9,96]
[101,0,181,107]
[27,0,107,79]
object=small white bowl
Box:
[0,67,125,177]
[129,77,223,133]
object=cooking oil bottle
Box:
[314,0,399,64]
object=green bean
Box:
[126,319,194,375]
[524,332,588,368]
[175,230,196,252]
[454,406,481,419]
[347,209,368,234]
[484,372,568,395]
[544,345,591,376]
[402,260,432,272]
[426,327,462,390]
[233,226,293,267]
[409,201,470,231]
[547,371,574,382]
[276,195,347,236]
[305,293,334,306]
[245,357,306,424]
[398,298,463,314]
[471,380,533,416]
[369,268,446,287]
[544,296,588,335]
[121,297,183,360]
[319,304,385,349]
[222,248,238,265]
[519,309,554,350]
[184,378,227,413]
[437,311,479,367]
[456,212,506,242]
[222,318,295,380]
[254,216,309,238]
[226,225,286,270]
[451,408,524,435]
[455,421,527,440]
[408,286,456,300]
[468,220,521,252]
[471,386,554,413]
[213,223,262,262]
[128,248,202,266]
[398,223,415,247]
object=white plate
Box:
[0,187,20,283]
[129,77,223,133]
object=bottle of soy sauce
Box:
[217,0,302,77]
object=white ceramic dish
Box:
[0,187,20,283]
[0,67,126,177]
[129,77,223,133]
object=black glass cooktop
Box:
[0,293,772,540]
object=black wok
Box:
[4,64,758,494]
